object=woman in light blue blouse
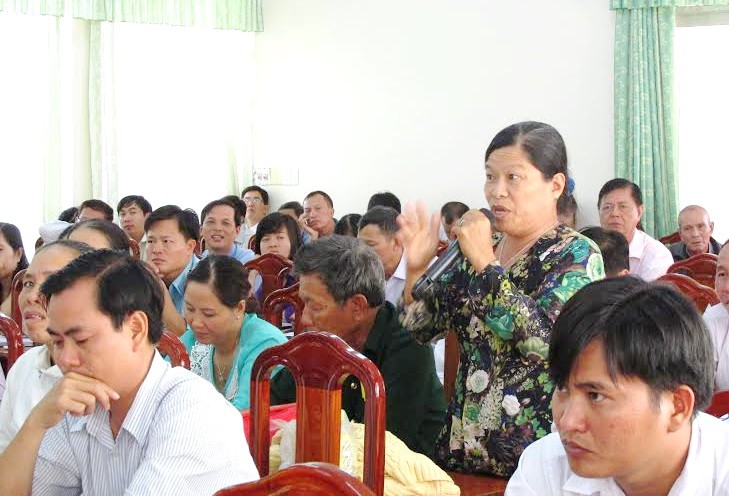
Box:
[181,254,287,410]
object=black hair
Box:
[367,192,401,213]
[598,178,643,208]
[35,239,94,257]
[359,206,399,237]
[117,195,153,215]
[0,223,29,299]
[78,199,114,221]
[241,185,269,205]
[58,207,78,223]
[334,214,362,237]
[253,212,302,259]
[188,255,258,313]
[279,201,304,218]
[201,199,242,228]
[220,195,247,220]
[144,205,200,241]
[59,219,130,251]
[580,227,629,278]
[485,121,570,205]
[550,278,714,415]
[40,250,165,343]
[557,194,578,218]
[304,190,334,208]
[440,202,470,224]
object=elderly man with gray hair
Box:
[269,235,446,457]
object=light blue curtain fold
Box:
[613,0,729,8]
[0,0,64,15]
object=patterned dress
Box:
[402,224,604,476]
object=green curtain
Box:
[73,0,263,32]
[614,6,678,237]
[613,0,729,7]
[0,0,64,15]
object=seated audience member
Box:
[0,250,258,494]
[117,195,152,259]
[669,205,722,262]
[580,226,630,278]
[145,205,200,336]
[237,186,270,247]
[254,212,302,262]
[278,201,304,222]
[557,191,578,229]
[57,207,78,223]
[704,243,729,391]
[0,240,92,452]
[334,213,362,237]
[367,191,402,213]
[181,255,286,410]
[60,218,130,251]
[299,190,337,241]
[598,178,673,281]
[358,206,406,305]
[270,235,446,456]
[200,199,255,265]
[507,277,727,495]
[0,223,28,316]
[440,201,469,241]
[77,198,114,222]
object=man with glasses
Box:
[236,186,269,247]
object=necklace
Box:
[213,332,241,390]
[497,221,560,269]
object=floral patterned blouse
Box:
[401,224,604,477]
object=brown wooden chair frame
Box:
[156,330,190,369]
[706,390,729,418]
[262,283,304,336]
[0,313,25,370]
[11,268,25,325]
[659,231,681,245]
[667,253,718,289]
[657,273,719,312]
[244,253,293,303]
[128,238,141,260]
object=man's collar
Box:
[628,228,646,258]
[170,255,198,292]
[391,252,407,282]
[361,303,396,357]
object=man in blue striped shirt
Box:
[0,250,259,495]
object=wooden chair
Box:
[0,312,25,371]
[706,390,729,417]
[448,472,507,496]
[11,268,25,325]
[35,236,44,249]
[128,238,141,260]
[244,253,293,303]
[249,331,386,495]
[247,234,256,251]
[214,462,375,496]
[667,253,718,288]
[156,330,190,369]
[262,283,305,336]
[659,231,681,245]
[657,273,719,312]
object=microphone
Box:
[411,208,495,301]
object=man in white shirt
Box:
[0,250,258,495]
[704,243,729,391]
[236,186,269,247]
[597,179,673,281]
[507,277,729,496]
[117,195,152,262]
[358,206,407,305]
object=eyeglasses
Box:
[243,197,264,205]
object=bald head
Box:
[678,205,714,257]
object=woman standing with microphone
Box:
[398,121,604,477]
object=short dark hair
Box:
[359,206,399,238]
[41,250,165,343]
[334,214,362,237]
[59,219,131,252]
[36,239,94,257]
[201,199,241,228]
[367,192,401,213]
[485,121,570,206]
[241,186,269,205]
[117,195,153,215]
[254,212,302,259]
[279,201,303,218]
[304,190,334,208]
[79,199,114,221]
[440,202,470,224]
[549,278,714,415]
[144,205,200,241]
[0,223,29,279]
[220,195,247,220]
[598,178,643,207]
[58,207,78,223]
[580,227,629,277]
[294,235,385,307]
[188,255,258,314]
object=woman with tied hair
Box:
[180,255,287,410]
[398,121,605,476]
[0,223,29,316]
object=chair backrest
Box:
[706,390,729,417]
[214,462,375,496]
[250,331,386,495]
[660,231,681,245]
[34,236,44,249]
[0,312,25,370]
[244,253,293,303]
[262,283,304,336]
[128,238,141,260]
[247,234,256,250]
[668,253,718,288]
[11,268,25,325]
[657,273,719,312]
[156,330,190,369]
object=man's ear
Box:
[348,294,370,322]
[125,310,150,351]
[666,385,695,432]
[186,238,197,252]
[637,204,645,221]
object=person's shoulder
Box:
[668,242,688,259]
[6,345,50,380]
[704,303,728,322]
[644,232,673,256]
[244,314,287,342]
[508,432,571,492]
[156,366,240,417]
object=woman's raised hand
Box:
[397,202,441,275]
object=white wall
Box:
[254,0,615,228]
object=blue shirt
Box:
[169,256,199,315]
[201,243,255,265]
[180,313,287,410]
